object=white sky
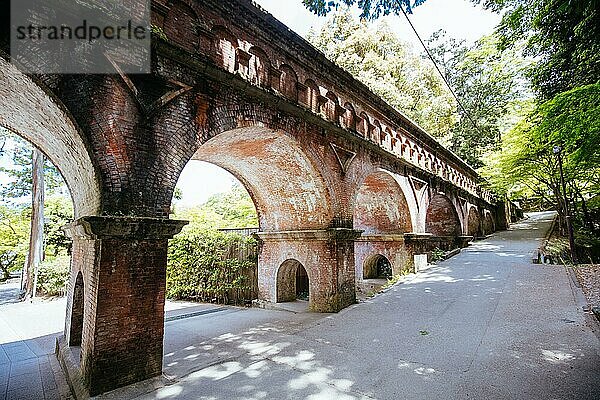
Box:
[176,0,501,208]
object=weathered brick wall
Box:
[257,230,358,312]
[355,239,412,278]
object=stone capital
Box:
[63,216,188,240]
[255,228,362,242]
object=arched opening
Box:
[0,58,101,218]
[363,254,392,279]
[467,207,481,238]
[279,64,298,101]
[69,271,84,347]
[353,170,413,283]
[276,259,309,303]
[482,210,495,235]
[168,160,259,305]
[249,46,271,87]
[425,194,461,237]
[192,127,332,231]
[354,171,412,235]
[168,126,332,307]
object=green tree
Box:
[44,195,74,256]
[472,0,600,100]
[173,184,258,230]
[481,83,600,234]
[307,11,457,139]
[0,129,66,199]
[0,206,29,281]
[427,31,531,167]
[302,0,427,18]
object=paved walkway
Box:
[2,211,599,399]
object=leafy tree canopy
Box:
[0,128,66,200]
[302,0,427,18]
[427,30,531,167]
[173,184,258,230]
[481,83,600,206]
[472,0,600,99]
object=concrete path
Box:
[2,211,599,399]
[105,211,599,400]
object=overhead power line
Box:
[398,4,484,136]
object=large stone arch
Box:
[0,58,101,217]
[192,126,333,231]
[353,170,412,235]
[425,193,462,237]
[353,169,415,281]
[482,210,496,235]
[466,206,482,238]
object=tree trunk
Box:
[23,148,45,298]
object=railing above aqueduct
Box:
[152,0,495,204]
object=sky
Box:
[175,0,501,208]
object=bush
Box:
[167,228,258,304]
[36,255,70,297]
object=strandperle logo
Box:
[11,0,151,74]
[15,20,148,43]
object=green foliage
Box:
[482,83,600,199]
[36,255,70,297]
[473,0,600,100]
[173,184,258,229]
[0,129,66,199]
[0,206,29,280]
[430,247,445,262]
[302,0,427,19]
[482,83,600,253]
[427,31,531,167]
[166,228,257,304]
[307,11,457,139]
[44,196,74,256]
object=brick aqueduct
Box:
[0,0,516,396]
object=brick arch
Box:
[425,193,461,237]
[342,102,357,130]
[192,126,333,231]
[467,206,482,238]
[0,58,101,217]
[372,120,382,144]
[358,111,370,137]
[482,210,495,235]
[363,254,392,279]
[324,91,339,123]
[353,170,413,235]
[304,79,320,113]
[276,259,310,303]
[163,1,199,53]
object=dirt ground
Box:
[574,264,600,308]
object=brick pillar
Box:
[58,216,187,397]
[256,229,361,313]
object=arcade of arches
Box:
[0,0,518,396]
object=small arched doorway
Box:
[68,271,84,348]
[363,254,392,279]
[277,259,309,303]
